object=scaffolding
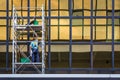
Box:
[12,5,46,74]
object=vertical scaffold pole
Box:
[12,5,15,74]
[42,4,45,74]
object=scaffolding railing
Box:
[12,5,46,74]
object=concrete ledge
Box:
[0,74,120,78]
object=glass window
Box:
[0,20,6,25]
[114,45,120,68]
[83,26,90,40]
[0,12,6,17]
[93,26,106,40]
[95,11,106,16]
[51,26,58,40]
[60,0,68,9]
[93,45,112,68]
[72,11,83,17]
[84,0,90,9]
[95,0,106,9]
[60,19,69,25]
[114,26,120,41]
[72,45,90,68]
[51,0,58,9]
[60,11,69,16]
[51,19,58,25]
[72,26,82,40]
[60,26,69,40]
[51,45,69,68]
[72,19,83,26]
[108,0,112,10]
[0,0,6,10]
[73,0,82,9]
[115,0,120,10]
[0,27,6,40]
[84,11,90,16]
[95,19,106,25]
[51,11,58,16]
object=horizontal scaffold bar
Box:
[15,25,42,31]
[15,62,42,65]
[15,41,42,43]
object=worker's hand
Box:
[30,50,32,57]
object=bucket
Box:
[33,20,39,25]
[20,57,30,63]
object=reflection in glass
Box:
[51,45,69,68]
[72,45,90,68]
[93,45,112,68]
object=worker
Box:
[29,33,40,62]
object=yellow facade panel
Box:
[0,27,6,40]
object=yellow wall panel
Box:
[51,27,58,40]
[0,27,6,40]
[96,26,106,40]
[0,0,6,10]
[84,26,90,39]
[114,26,120,40]
[60,27,69,40]
[115,0,120,9]
[72,27,82,40]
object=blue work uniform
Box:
[30,40,40,62]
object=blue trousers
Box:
[32,50,40,62]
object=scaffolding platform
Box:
[16,25,42,31]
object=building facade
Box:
[0,0,120,74]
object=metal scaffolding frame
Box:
[12,5,46,74]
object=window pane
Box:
[72,26,82,40]
[84,11,90,16]
[72,11,83,17]
[0,27,6,40]
[95,11,106,16]
[60,26,69,40]
[72,19,82,25]
[93,45,112,68]
[51,45,69,68]
[93,26,106,40]
[108,0,112,10]
[60,0,68,9]
[51,19,58,25]
[51,0,58,9]
[115,45,120,68]
[96,0,106,9]
[51,26,58,40]
[0,12,6,17]
[108,26,112,40]
[73,0,82,9]
[72,45,90,68]
[84,19,90,25]
[0,0,6,10]
[60,19,69,25]
[114,26,120,41]
[115,0,120,10]
[60,11,69,16]
[0,20,6,25]
[84,0,90,9]
[51,11,58,16]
